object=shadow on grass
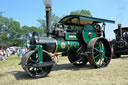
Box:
[7,63,95,80]
[112,57,121,59]
[120,56,128,59]
[112,55,128,59]
[52,63,94,71]
[7,71,34,80]
[7,71,50,80]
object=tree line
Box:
[0,9,92,47]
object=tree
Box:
[37,13,60,36]
[21,25,44,46]
[0,14,23,46]
[70,9,92,17]
[8,19,22,46]
[0,11,47,47]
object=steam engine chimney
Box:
[43,0,52,38]
[117,24,123,40]
[46,8,52,38]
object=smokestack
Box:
[43,0,52,38]
[46,8,52,38]
[117,24,123,40]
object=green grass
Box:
[0,55,20,67]
[0,55,128,85]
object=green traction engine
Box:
[20,0,115,78]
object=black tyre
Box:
[87,37,112,68]
[112,48,121,58]
[67,52,88,66]
[21,50,53,78]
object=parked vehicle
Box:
[20,0,115,78]
[111,24,128,58]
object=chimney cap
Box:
[118,24,122,27]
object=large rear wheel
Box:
[87,37,112,68]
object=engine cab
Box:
[52,15,108,42]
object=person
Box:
[0,48,7,61]
[0,55,7,61]
[95,24,103,37]
[0,48,3,56]
[18,49,23,58]
[5,48,10,57]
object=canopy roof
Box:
[114,27,128,34]
[59,15,115,26]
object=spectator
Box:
[6,48,11,57]
[18,49,23,58]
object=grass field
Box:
[0,55,128,85]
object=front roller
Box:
[21,50,53,78]
[87,37,112,68]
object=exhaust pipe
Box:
[117,24,123,40]
[43,0,52,38]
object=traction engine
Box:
[112,24,128,58]
[20,0,115,78]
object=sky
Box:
[0,0,128,39]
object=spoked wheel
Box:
[67,52,88,66]
[21,50,53,78]
[87,37,112,68]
